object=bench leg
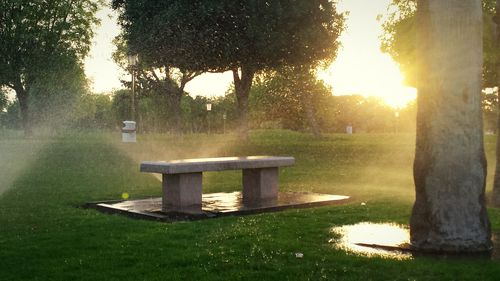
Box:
[162,173,203,214]
[242,167,279,204]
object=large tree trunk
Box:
[14,82,32,137]
[295,67,322,137]
[170,88,183,134]
[300,91,322,137]
[233,66,255,140]
[169,70,199,135]
[410,0,491,252]
[489,0,500,206]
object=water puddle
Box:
[330,222,500,260]
[97,191,349,214]
[330,222,412,260]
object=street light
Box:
[128,53,139,121]
[127,53,139,67]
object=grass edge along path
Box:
[1,132,500,280]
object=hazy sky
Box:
[84,0,416,108]
[84,7,122,93]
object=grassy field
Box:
[1,130,500,280]
[0,130,49,196]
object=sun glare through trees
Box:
[85,0,417,111]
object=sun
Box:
[317,52,417,109]
[314,0,417,110]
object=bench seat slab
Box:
[162,173,203,213]
[242,167,278,204]
[141,156,294,174]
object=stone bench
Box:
[140,156,295,213]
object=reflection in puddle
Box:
[99,191,350,217]
[331,223,500,260]
[203,192,349,212]
[330,222,412,260]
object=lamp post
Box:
[223,113,227,134]
[206,103,212,134]
[127,53,139,121]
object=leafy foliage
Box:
[0,0,102,135]
[0,0,101,85]
[28,57,90,129]
[113,0,346,137]
[105,85,417,134]
[73,93,115,130]
[108,88,231,133]
[113,0,345,72]
[113,33,202,132]
[249,68,333,132]
[380,0,498,87]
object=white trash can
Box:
[346,126,353,134]
[122,121,137,143]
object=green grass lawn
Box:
[1,130,500,280]
[0,130,49,196]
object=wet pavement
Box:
[87,191,350,221]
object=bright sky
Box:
[318,0,417,108]
[84,0,417,108]
[84,7,122,93]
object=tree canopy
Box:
[381,0,498,87]
[113,0,345,72]
[0,0,102,135]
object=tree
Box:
[113,0,345,139]
[383,0,500,212]
[0,0,101,136]
[0,88,7,113]
[489,0,500,206]
[112,35,201,133]
[410,0,491,252]
[249,67,332,135]
[30,56,90,132]
[1,101,21,129]
[381,0,497,87]
[73,93,114,130]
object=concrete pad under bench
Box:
[140,156,295,214]
[87,191,351,222]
